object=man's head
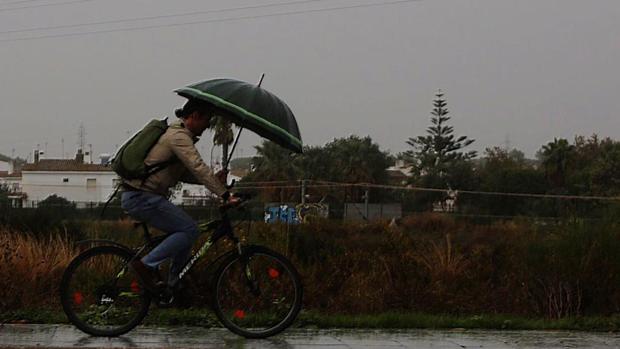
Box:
[175,99,216,136]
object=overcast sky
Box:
[1,0,619,163]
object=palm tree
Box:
[539,138,575,188]
[250,141,299,181]
[212,116,234,169]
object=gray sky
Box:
[1,0,619,163]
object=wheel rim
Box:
[215,252,299,335]
[64,251,147,333]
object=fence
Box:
[233,180,620,222]
[2,179,620,233]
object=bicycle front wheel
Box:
[59,245,151,337]
[213,245,303,338]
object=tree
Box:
[39,194,74,207]
[403,90,477,210]
[323,136,392,203]
[404,90,476,180]
[324,136,391,184]
[537,138,575,191]
[244,136,392,203]
[246,141,300,182]
[212,116,234,169]
[0,184,9,206]
[571,135,620,196]
[474,147,546,215]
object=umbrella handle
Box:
[225,127,243,169]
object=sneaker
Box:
[129,259,161,294]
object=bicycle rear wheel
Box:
[60,245,151,337]
[213,245,303,338]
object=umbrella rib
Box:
[177,87,302,148]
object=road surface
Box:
[1,324,619,348]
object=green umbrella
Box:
[174,77,303,154]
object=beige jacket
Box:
[124,120,227,198]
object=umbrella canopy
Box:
[175,78,302,153]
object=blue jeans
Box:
[121,191,199,285]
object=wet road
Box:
[1,324,619,348]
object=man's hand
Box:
[227,194,241,206]
[215,169,228,185]
[220,193,242,210]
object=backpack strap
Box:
[143,158,178,179]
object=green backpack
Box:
[111,118,174,180]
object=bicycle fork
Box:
[239,247,261,297]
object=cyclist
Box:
[121,98,238,292]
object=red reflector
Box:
[131,280,140,293]
[268,268,280,279]
[234,310,245,319]
[73,292,83,305]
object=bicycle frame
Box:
[121,210,244,289]
[174,214,241,285]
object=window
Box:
[86,178,96,190]
[63,178,69,183]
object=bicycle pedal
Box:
[156,289,175,307]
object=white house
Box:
[0,160,9,172]
[21,150,118,207]
[170,170,245,206]
[0,170,24,208]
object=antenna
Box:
[77,123,86,150]
[503,133,512,150]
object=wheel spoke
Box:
[213,247,302,338]
[60,246,151,337]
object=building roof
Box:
[22,159,112,172]
[386,169,408,180]
[0,171,22,178]
[229,168,249,179]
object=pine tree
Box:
[404,90,476,180]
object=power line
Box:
[234,180,620,202]
[0,0,95,12]
[0,0,59,5]
[18,179,616,202]
[0,0,420,43]
[0,0,89,5]
[0,0,335,35]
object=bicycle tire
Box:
[60,245,151,337]
[212,245,303,338]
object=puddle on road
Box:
[1,325,619,348]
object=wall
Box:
[344,203,402,221]
[21,171,118,207]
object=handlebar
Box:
[219,192,254,212]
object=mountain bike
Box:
[59,195,303,339]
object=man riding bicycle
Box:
[121,98,239,292]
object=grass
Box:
[3,309,619,332]
[1,217,619,321]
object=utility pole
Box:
[300,180,307,204]
[364,187,369,220]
